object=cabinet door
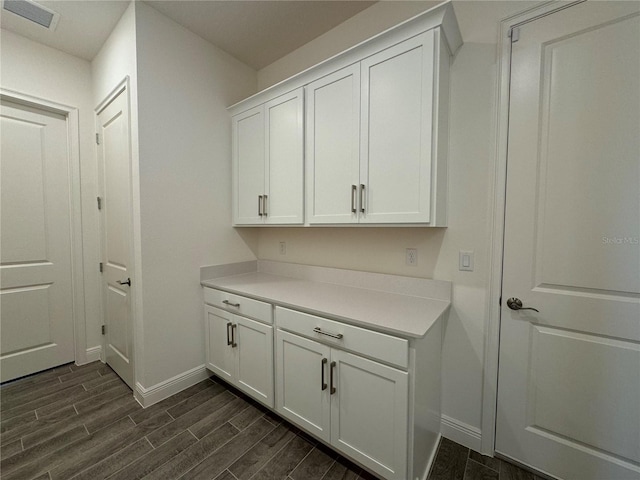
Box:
[360,31,435,224]
[330,349,409,479]
[205,306,235,383]
[275,329,331,442]
[306,65,361,224]
[264,89,304,225]
[233,105,265,225]
[234,315,274,408]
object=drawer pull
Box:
[222,300,240,308]
[231,324,237,348]
[330,361,336,395]
[226,322,233,346]
[321,358,328,391]
[313,327,343,340]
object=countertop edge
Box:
[201,276,451,339]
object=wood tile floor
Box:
[0,361,543,480]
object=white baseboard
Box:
[134,365,210,408]
[441,414,482,452]
[77,346,102,365]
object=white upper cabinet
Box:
[229,2,461,227]
[264,89,304,225]
[233,106,265,225]
[360,31,437,224]
[232,89,304,225]
[306,65,361,224]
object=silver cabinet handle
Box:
[313,327,343,339]
[226,322,233,346]
[330,361,336,395]
[222,300,240,308]
[258,195,263,216]
[351,185,357,213]
[360,184,365,213]
[321,358,328,391]
[231,324,237,348]
[263,195,268,216]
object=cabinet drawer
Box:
[275,307,408,369]
[204,288,272,325]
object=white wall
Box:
[133,2,257,388]
[255,0,539,448]
[0,29,100,360]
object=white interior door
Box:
[97,87,134,389]
[306,65,361,224]
[496,4,640,479]
[0,100,75,381]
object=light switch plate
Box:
[459,250,474,271]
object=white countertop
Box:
[201,269,450,339]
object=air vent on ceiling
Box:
[3,0,60,30]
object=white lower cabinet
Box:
[275,326,408,479]
[205,305,274,408]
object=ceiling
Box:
[1,0,376,69]
[1,1,130,61]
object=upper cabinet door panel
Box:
[306,65,361,224]
[233,106,265,225]
[360,32,435,224]
[265,88,304,225]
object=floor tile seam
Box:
[286,442,318,480]
[244,430,299,480]
[471,454,500,474]
[129,433,199,480]
[227,404,255,431]
[182,418,278,480]
[318,459,339,480]
[226,469,240,480]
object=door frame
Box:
[0,88,88,366]
[94,76,137,389]
[481,0,585,455]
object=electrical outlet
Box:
[279,242,286,255]
[406,248,417,266]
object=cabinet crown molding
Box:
[228,1,461,116]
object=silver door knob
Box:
[506,297,539,312]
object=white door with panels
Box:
[0,100,75,381]
[97,87,134,389]
[496,3,640,479]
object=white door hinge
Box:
[509,26,520,43]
